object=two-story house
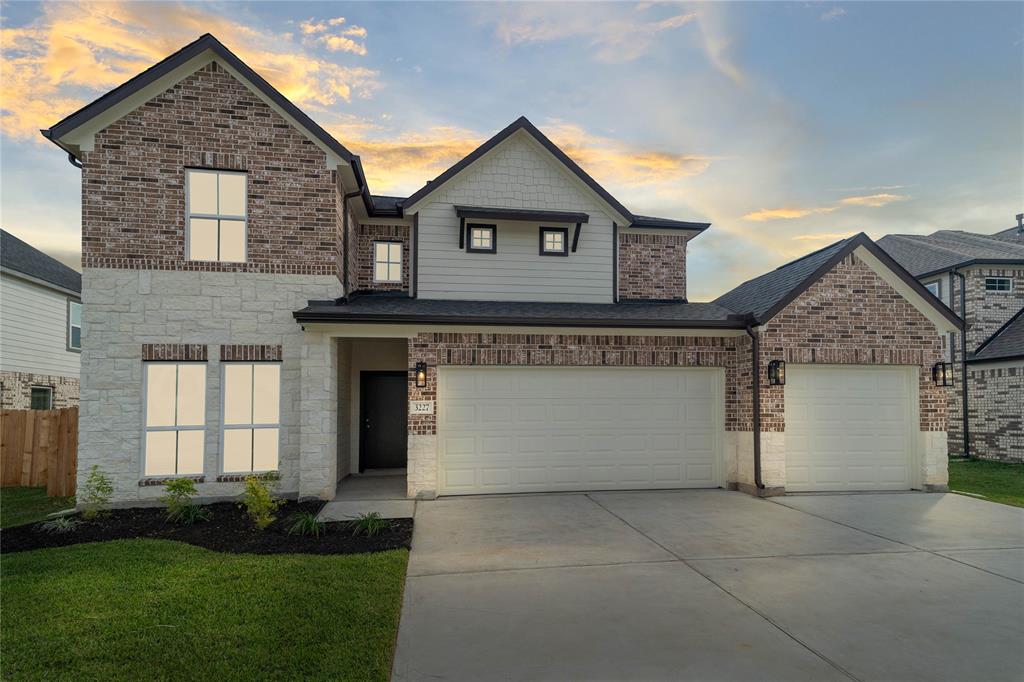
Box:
[879,226,1024,462]
[42,34,962,505]
[0,230,82,410]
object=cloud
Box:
[820,7,847,22]
[793,231,855,242]
[320,35,368,55]
[1,2,379,141]
[839,193,907,207]
[743,206,836,221]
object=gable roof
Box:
[714,232,963,329]
[877,230,1024,278]
[1,229,81,295]
[969,307,1024,364]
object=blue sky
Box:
[1,1,1021,300]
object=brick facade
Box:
[354,224,410,292]
[81,62,341,277]
[965,362,1024,462]
[0,371,80,409]
[617,232,688,301]
[220,344,283,362]
[142,343,208,362]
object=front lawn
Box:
[1,539,408,681]
[948,458,1024,508]
[1,487,75,528]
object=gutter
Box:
[341,189,362,292]
[745,319,764,491]
[292,310,748,329]
[952,268,970,457]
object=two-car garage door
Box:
[437,367,722,495]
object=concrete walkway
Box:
[317,475,414,521]
[392,490,1024,681]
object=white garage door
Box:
[785,365,916,492]
[438,367,722,495]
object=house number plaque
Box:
[410,401,435,415]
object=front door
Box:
[360,371,408,471]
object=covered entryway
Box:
[437,367,723,495]
[784,365,916,492]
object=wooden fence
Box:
[1,407,78,497]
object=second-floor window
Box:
[985,277,1012,292]
[540,228,569,256]
[924,281,941,298]
[67,300,82,351]
[467,224,496,254]
[186,169,247,262]
[373,242,403,283]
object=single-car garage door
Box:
[438,367,722,495]
[785,365,916,492]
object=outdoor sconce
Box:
[932,361,952,387]
[414,362,428,388]
[767,359,786,386]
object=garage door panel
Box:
[438,367,722,495]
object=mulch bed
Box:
[0,500,413,556]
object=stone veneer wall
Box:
[354,224,410,292]
[965,362,1024,462]
[80,62,341,277]
[617,232,687,300]
[79,269,341,503]
[0,371,80,409]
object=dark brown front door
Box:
[360,371,408,471]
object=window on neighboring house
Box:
[30,386,52,410]
[373,242,403,282]
[222,363,280,473]
[186,168,247,262]
[467,224,496,253]
[924,281,941,298]
[144,363,206,476]
[985,277,1012,292]
[67,300,82,351]
[539,227,569,256]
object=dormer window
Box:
[186,169,247,262]
[467,224,496,254]
[539,227,569,256]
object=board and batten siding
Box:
[413,132,616,303]
[0,274,80,377]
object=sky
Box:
[1,1,1021,301]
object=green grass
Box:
[949,458,1024,508]
[1,487,75,528]
[1,540,408,681]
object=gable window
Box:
[924,281,941,298]
[222,363,280,473]
[186,169,247,262]
[467,224,497,254]
[985,277,1012,292]
[67,300,82,351]
[539,227,569,256]
[30,386,52,410]
[373,242,403,283]
[144,363,206,476]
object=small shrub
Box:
[350,512,389,537]
[241,471,281,530]
[288,511,327,538]
[160,478,211,525]
[80,465,114,520]
[37,516,81,534]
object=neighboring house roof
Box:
[991,223,1024,244]
[714,233,963,329]
[294,295,742,329]
[968,307,1024,364]
[877,230,1024,278]
[0,229,81,295]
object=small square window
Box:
[985,277,1012,292]
[373,242,403,283]
[30,386,52,410]
[467,224,496,253]
[539,228,569,256]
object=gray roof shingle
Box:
[1,229,81,294]
[877,230,1024,277]
[969,308,1024,363]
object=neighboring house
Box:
[42,34,961,505]
[0,230,82,410]
[878,227,1024,462]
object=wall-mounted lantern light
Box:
[767,359,786,386]
[414,362,428,388]
[932,361,952,387]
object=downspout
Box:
[952,269,970,457]
[341,190,362,294]
[745,319,765,491]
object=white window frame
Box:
[185,168,248,262]
[924,280,941,298]
[142,362,207,478]
[30,386,53,410]
[67,299,82,352]
[984,277,1013,292]
[220,362,282,475]
[373,241,403,283]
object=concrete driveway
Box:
[392,490,1024,681]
